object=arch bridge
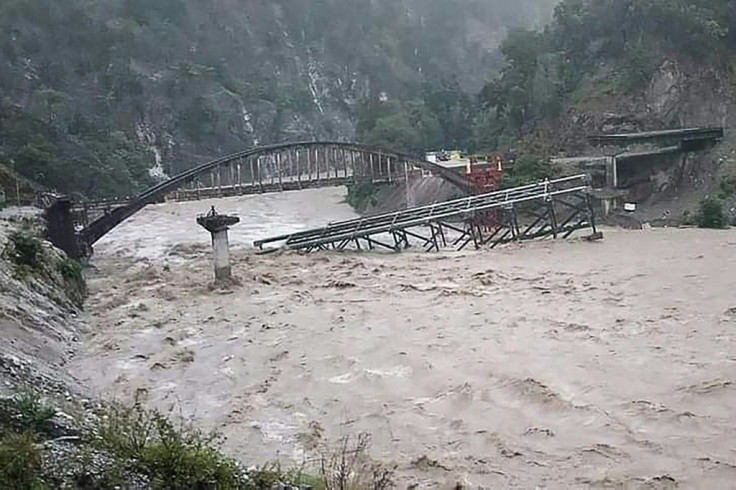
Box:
[76,141,471,250]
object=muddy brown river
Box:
[73,188,736,488]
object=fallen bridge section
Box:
[255,175,599,253]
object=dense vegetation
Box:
[477,0,736,146]
[355,79,476,154]
[2,0,731,199]
[0,0,555,198]
[355,0,736,158]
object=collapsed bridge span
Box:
[255,175,600,253]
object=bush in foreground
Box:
[0,390,54,489]
[319,433,394,490]
[4,231,43,270]
[0,432,45,489]
[92,403,246,489]
[696,197,727,229]
[1,388,394,489]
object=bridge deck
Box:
[588,127,724,146]
[172,178,357,201]
[615,145,682,161]
[255,175,598,253]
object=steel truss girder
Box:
[256,176,599,254]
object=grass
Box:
[0,390,55,489]
[89,403,397,489]
[11,389,57,435]
[318,433,394,490]
[0,433,45,489]
[3,391,251,489]
[0,388,56,437]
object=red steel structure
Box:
[467,155,504,227]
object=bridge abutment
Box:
[45,196,81,260]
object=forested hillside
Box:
[4,0,731,200]
[478,0,736,152]
[0,0,555,198]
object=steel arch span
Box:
[78,141,471,248]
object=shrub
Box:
[718,176,736,199]
[57,258,86,306]
[58,258,83,283]
[44,445,130,490]
[247,463,323,490]
[140,416,243,489]
[697,197,727,229]
[92,403,246,489]
[0,432,45,489]
[500,155,552,189]
[12,389,56,436]
[346,182,389,213]
[5,231,44,270]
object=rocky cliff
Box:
[0,209,85,394]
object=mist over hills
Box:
[0,0,555,197]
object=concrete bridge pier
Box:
[196,207,240,284]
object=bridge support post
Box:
[196,208,240,285]
[605,156,618,188]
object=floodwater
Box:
[75,187,736,488]
[94,187,359,260]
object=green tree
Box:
[477,29,547,145]
[356,97,443,154]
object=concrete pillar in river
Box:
[196,206,240,284]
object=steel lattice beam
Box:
[255,175,600,253]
